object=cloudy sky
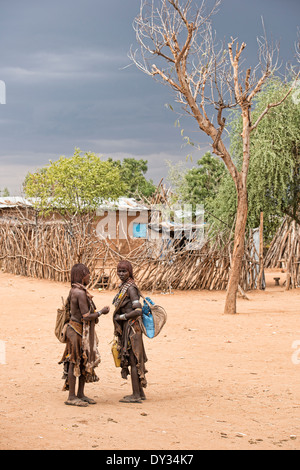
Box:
[0,0,299,195]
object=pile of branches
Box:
[265,217,300,289]
[100,235,259,292]
[0,213,106,283]
[0,210,260,292]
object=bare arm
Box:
[83,306,110,321]
[82,311,99,321]
[74,290,99,322]
[115,286,143,321]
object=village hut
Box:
[0,196,262,292]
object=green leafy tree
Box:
[166,153,228,229]
[166,153,226,202]
[246,79,300,230]
[213,79,300,240]
[182,152,226,207]
[108,157,156,199]
[206,172,237,231]
[23,148,127,214]
[165,160,188,203]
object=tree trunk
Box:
[224,182,248,314]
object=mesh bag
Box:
[55,296,71,343]
[140,296,167,338]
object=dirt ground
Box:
[0,268,299,450]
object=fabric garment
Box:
[113,280,148,387]
[59,284,101,390]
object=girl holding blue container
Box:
[112,260,148,404]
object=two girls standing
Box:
[59,261,147,406]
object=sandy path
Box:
[0,269,299,450]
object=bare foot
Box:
[120,394,142,404]
[65,398,88,407]
[77,395,96,404]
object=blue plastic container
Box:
[142,297,155,338]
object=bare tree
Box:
[130,0,299,314]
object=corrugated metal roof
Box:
[96,197,148,213]
[0,197,33,208]
[0,196,148,211]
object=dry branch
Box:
[0,210,261,292]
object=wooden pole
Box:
[257,211,265,290]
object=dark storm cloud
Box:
[0,0,299,193]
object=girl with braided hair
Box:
[60,264,110,407]
[113,260,148,403]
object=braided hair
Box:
[71,263,90,286]
[117,260,134,279]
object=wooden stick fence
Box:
[0,210,262,292]
[265,217,300,289]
